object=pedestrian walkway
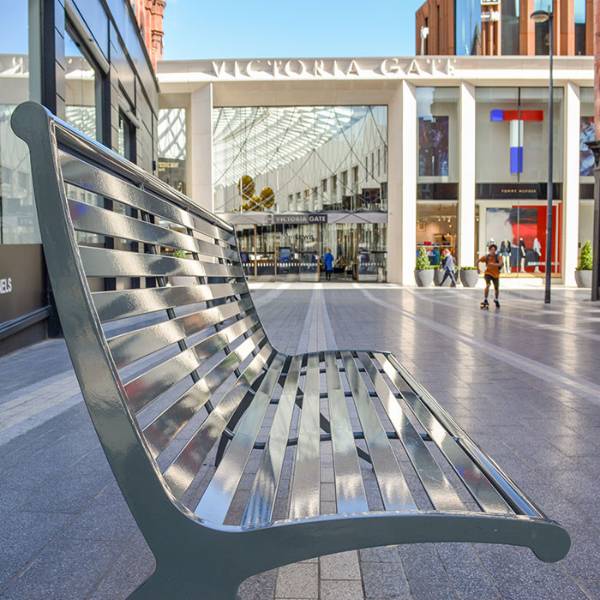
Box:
[1,287,599,599]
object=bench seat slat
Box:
[162,345,274,498]
[241,355,303,527]
[60,153,235,244]
[194,354,286,524]
[325,353,369,515]
[69,199,239,262]
[80,246,243,279]
[124,318,261,412]
[93,282,248,322]
[374,353,511,514]
[342,352,416,512]
[108,297,253,368]
[289,355,322,520]
[359,353,464,512]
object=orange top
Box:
[479,254,502,278]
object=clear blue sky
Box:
[163,0,424,60]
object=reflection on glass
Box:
[476,201,561,276]
[419,117,449,176]
[416,87,458,181]
[580,116,595,176]
[65,28,97,139]
[455,0,481,55]
[575,0,586,55]
[212,106,387,213]
[0,0,38,244]
[158,108,187,193]
[476,87,563,183]
[501,0,520,55]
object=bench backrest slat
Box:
[10,102,273,524]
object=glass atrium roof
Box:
[213,106,369,186]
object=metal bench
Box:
[12,102,570,600]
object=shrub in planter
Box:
[459,266,479,288]
[414,247,434,287]
[575,241,593,288]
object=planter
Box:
[575,269,592,288]
[435,268,457,287]
[414,269,434,287]
[460,269,479,288]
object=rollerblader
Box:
[478,243,502,310]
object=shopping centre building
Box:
[157,54,594,285]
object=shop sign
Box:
[476,183,562,200]
[271,213,328,225]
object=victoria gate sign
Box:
[183,57,459,82]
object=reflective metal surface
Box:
[11,101,570,600]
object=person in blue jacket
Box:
[323,248,334,281]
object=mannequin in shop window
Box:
[533,237,542,273]
[500,240,511,275]
[519,238,527,272]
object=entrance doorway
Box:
[235,222,387,282]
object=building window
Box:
[118,110,136,162]
[65,24,101,140]
[0,1,38,246]
[321,178,327,193]
[377,148,381,177]
[501,0,520,55]
[575,0,586,55]
[417,202,458,265]
[535,20,550,56]
[417,87,459,181]
[455,0,481,55]
[158,108,187,193]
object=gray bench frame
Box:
[12,102,570,600]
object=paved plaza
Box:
[1,284,600,599]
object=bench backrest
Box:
[11,102,275,534]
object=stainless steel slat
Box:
[194,355,286,524]
[144,343,272,459]
[124,318,261,412]
[374,353,511,514]
[342,352,416,512]
[288,354,321,520]
[80,246,244,279]
[69,199,238,262]
[359,353,464,512]
[108,297,254,368]
[241,355,303,527]
[60,153,235,244]
[324,353,369,515]
[93,282,249,322]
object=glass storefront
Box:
[213,105,388,281]
[475,87,563,275]
[416,88,459,262]
[65,26,99,140]
[417,202,458,266]
[158,107,187,194]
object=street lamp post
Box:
[531,8,553,304]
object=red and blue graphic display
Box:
[490,109,544,174]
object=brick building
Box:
[416,0,593,56]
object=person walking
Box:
[323,248,334,281]
[440,248,457,287]
[478,243,502,309]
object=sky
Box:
[162,0,424,60]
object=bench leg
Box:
[128,568,240,600]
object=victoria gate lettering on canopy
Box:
[271,214,328,225]
[207,57,457,80]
